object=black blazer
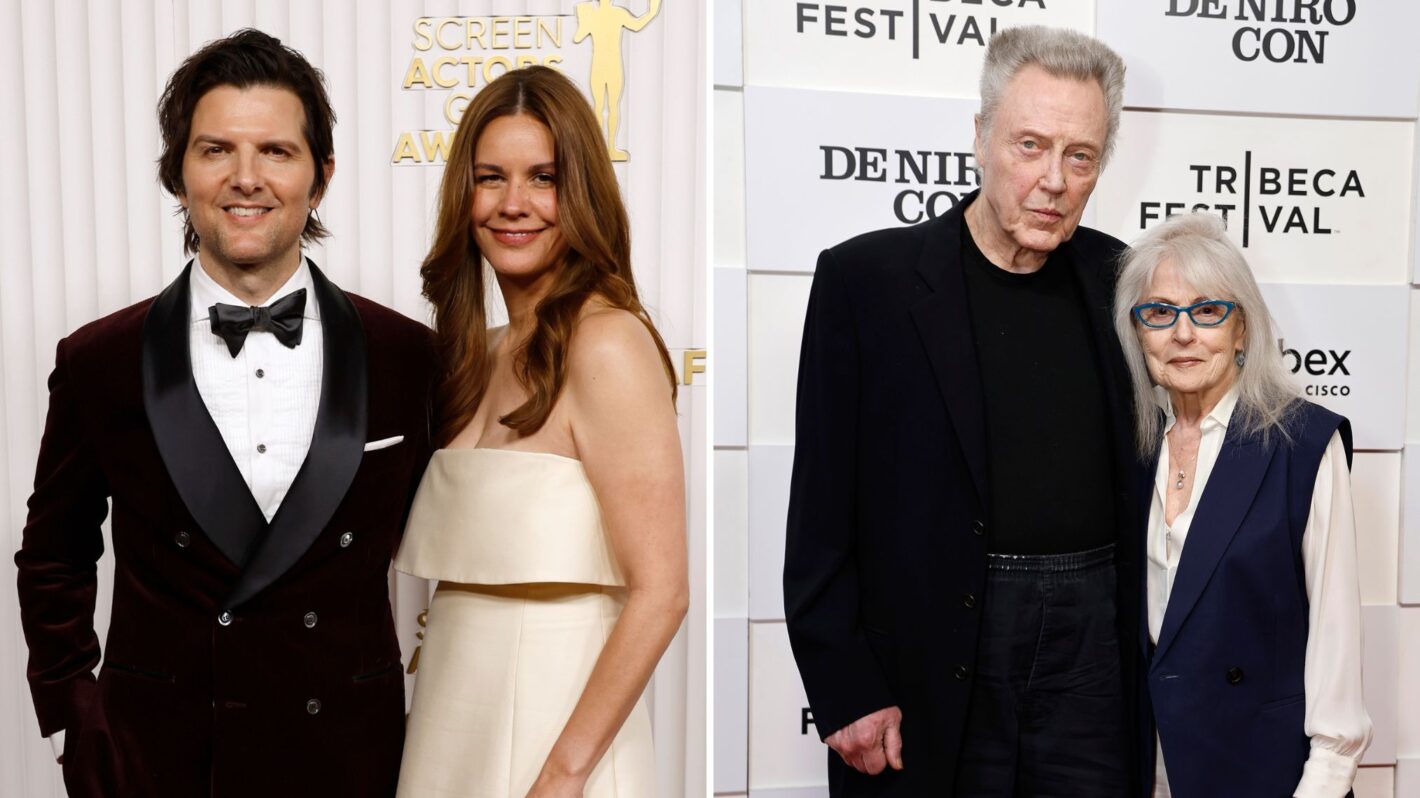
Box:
[783,192,1141,795]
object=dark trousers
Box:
[954,544,1129,798]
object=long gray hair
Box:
[978,25,1126,166]
[1113,213,1300,460]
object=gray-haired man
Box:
[785,26,1140,795]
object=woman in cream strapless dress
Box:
[393,66,687,798]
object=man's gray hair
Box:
[979,26,1126,167]
[1112,213,1301,460]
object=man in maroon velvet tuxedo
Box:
[14,30,435,797]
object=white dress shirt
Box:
[1148,388,1372,798]
[188,258,323,522]
[48,260,325,759]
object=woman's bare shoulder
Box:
[566,303,668,396]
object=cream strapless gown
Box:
[392,449,655,797]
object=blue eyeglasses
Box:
[1131,300,1237,329]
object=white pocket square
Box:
[363,435,405,452]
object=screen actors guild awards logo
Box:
[394,1,660,165]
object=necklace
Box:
[1167,433,1196,491]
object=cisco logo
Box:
[1279,339,1352,398]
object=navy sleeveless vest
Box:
[1143,400,1352,797]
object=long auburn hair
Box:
[422,65,676,445]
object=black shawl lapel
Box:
[1151,427,1276,662]
[142,262,269,567]
[909,194,988,505]
[224,261,367,610]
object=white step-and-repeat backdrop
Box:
[713,1,1420,795]
[0,2,705,796]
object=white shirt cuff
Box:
[1293,745,1358,798]
[47,730,65,761]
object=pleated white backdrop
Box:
[0,1,707,796]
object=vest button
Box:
[962,594,977,609]
[174,530,191,548]
[303,612,318,629]
[306,698,322,715]
[218,611,232,627]
[971,520,986,536]
[954,664,970,681]
[339,531,354,548]
[1226,666,1244,684]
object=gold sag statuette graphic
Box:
[574,0,659,161]
[393,2,659,166]
[406,609,429,674]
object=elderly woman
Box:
[1113,213,1372,798]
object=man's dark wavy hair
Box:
[156,28,336,254]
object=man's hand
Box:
[824,706,904,775]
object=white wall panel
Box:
[1413,115,1420,285]
[714,89,746,268]
[743,86,979,274]
[1403,446,1420,606]
[1397,759,1419,798]
[715,266,748,447]
[1093,111,1415,286]
[746,273,811,445]
[1257,284,1409,451]
[748,621,828,790]
[1363,605,1398,765]
[1097,0,1420,118]
[713,0,742,87]
[716,449,750,618]
[714,616,749,793]
[1354,453,1401,607]
[747,444,794,621]
[1408,291,1420,442]
[1354,766,1395,798]
[743,0,1092,97]
[1398,608,1420,758]
[749,788,829,798]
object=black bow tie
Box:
[208,288,307,357]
